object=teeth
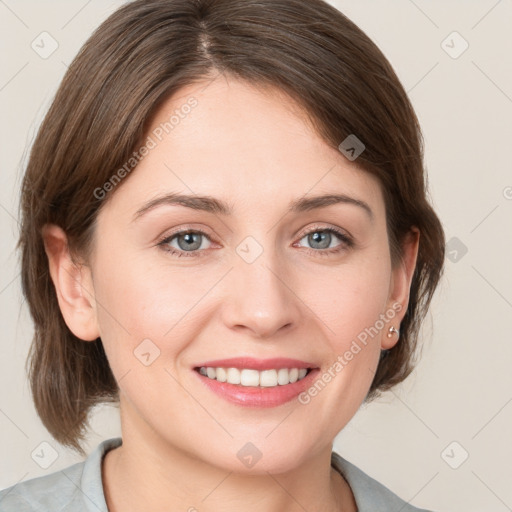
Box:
[216,367,227,382]
[277,368,289,385]
[198,366,309,387]
[260,369,277,387]
[241,369,259,386]
[226,367,241,384]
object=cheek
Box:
[299,252,391,419]
[91,249,217,371]
[308,253,392,350]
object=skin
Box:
[43,75,419,512]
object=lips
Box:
[192,357,320,407]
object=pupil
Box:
[310,231,329,249]
[179,232,201,251]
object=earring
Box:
[387,326,400,339]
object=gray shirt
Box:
[0,437,435,511]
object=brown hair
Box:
[18,0,445,455]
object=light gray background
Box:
[1,1,511,511]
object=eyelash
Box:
[157,225,354,259]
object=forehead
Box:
[99,76,385,222]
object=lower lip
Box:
[194,369,319,407]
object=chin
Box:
[205,435,318,475]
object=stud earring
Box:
[387,326,400,339]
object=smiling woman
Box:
[1,0,444,511]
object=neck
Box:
[102,434,356,512]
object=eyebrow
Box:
[132,192,374,222]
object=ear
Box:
[41,224,100,342]
[382,226,420,350]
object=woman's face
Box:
[82,76,413,473]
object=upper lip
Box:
[194,357,317,371]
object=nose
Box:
[220,251,302,340]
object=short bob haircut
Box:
[18,0,445,456]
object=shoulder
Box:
[331,452,437,512]
[0,437,122,512]
[0,460,89,512]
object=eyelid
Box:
[157,222,349,244]
[157,223,217,242]
[296,222,353,241]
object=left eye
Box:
[296,228,349,251]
